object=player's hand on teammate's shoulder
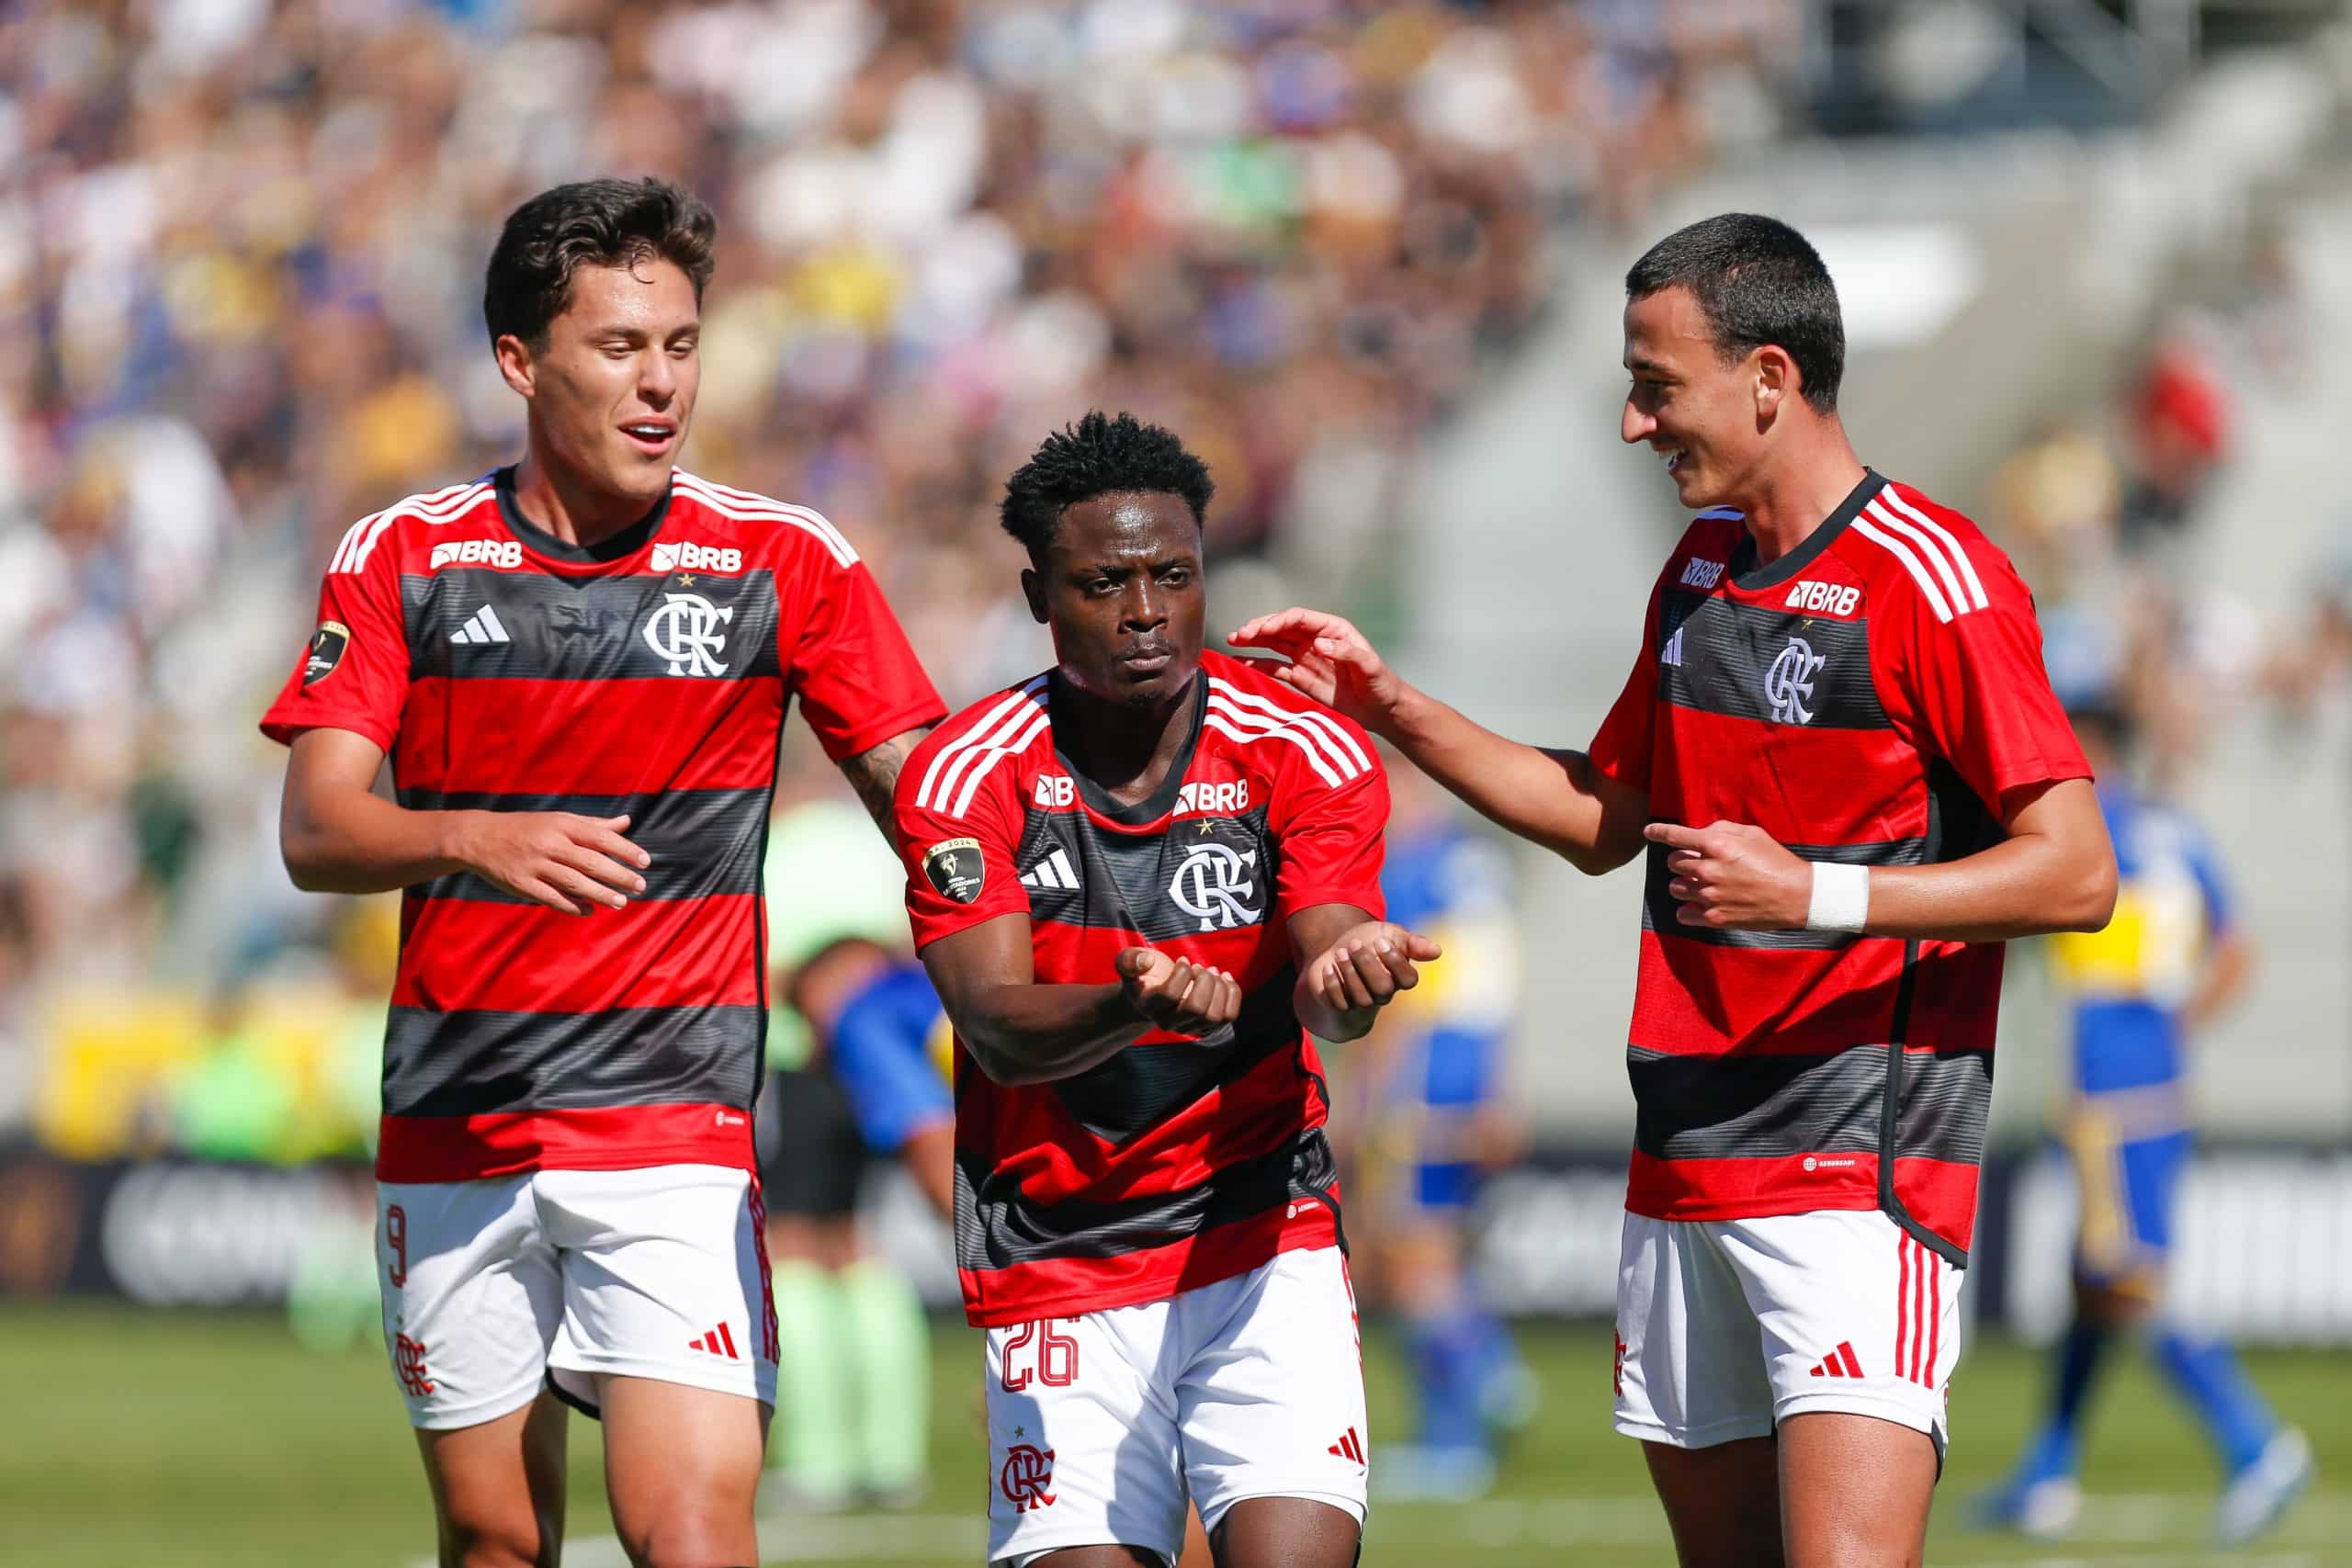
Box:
[451,809,651,916]
[1645,820,1811,931]
[1302,919,1442,1021]
[1114,946,1244,1035]
[1227,608,1404,728]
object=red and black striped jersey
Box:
[260,468,944,1183]
[1587,469,2089,1262]
[892,650,1388,1325]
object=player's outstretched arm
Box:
[1287,903,1442,1043]
[918,913,1243,1088]
[281,727,650,914]
[1647,777,2117,941]
[1229,609,1648,874]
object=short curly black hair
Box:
[484,177,718,349]
[1000,412,1215,564]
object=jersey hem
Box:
[958,1209,1336,1326]
[376,1108,756,1183]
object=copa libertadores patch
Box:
[302,620,351,686]
[923,837,986,904]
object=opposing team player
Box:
[1976,695,2311,1543]
[892,412,1438,1568]
[1236,213,2118,1566]
[262,178,944,1566]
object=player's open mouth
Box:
[621,422,676,454]
[1658,446,1687,474]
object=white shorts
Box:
[984,1246,1368,1568]
[377,1164,777,1430]
[1613,1209,1962,1460]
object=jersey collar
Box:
[1725,468,1884,592]
[494,465,673,565]
[1051,670,1209,828]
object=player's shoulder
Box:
[1200,649,1380,793]
[325,475,501,576]
[1836,475,2030,625]
[899,671,1056,821]
[667,468,862,570]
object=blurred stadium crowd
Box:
[0,0,1805,1156]
[2,0,2347,1178]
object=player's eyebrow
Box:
[1625,355,1676,378]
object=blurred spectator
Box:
[1,0,1800,1141]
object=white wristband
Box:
[1805,863,1870,933]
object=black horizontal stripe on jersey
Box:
[1641,835,1929,950]
[953,1127,1336,1271]
[1627,1042,1989,1167]
[382,1003,763,1117]
[399,787,767,904]
[401,568,783,682]
[1017,804,1278,944]
[1657,589,1885,730]
[1053,963,1302,1142]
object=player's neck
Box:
[509,452,660,548]
[1735,434,1868,567]
[1053,671,1199,809]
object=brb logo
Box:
[650,540,744,575]
[394,1333,434,1397]
[1169,842,1261,931]
[643,592,733,677]
[1001,1445,1057,1512]
[1765,635,1825,725]
[429,538,523,571]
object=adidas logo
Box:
[687,1323,742,1360]
[1659,626,1686,667]
[449,605,511,645]
[1019,850,1080,892]
[1326,1427,1365,1467]
[1808,1341,1864,1380]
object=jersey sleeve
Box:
[893,732,1032,949]
[1891,546,2091,818]
[1273,749,1390,922]
[1586,564,1668,792]
[258,534,411,752]
[786,548,946,763]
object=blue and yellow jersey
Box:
[827,962,955,1155]
[1371,819,1521,1209]
[2047,785,2233,1100]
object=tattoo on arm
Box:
[840,727,932,837]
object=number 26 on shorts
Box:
[1002,1318,1079,1391]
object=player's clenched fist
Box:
[452,810,652,916]
[1227,608,1404,730]
[1114,947,1243,1034]
[1300,920,1442,1021]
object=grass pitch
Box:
[3,1303,2346,1566]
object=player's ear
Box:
[493,333,537,400]
[1754,345,1794,420]
[1021,566,1048,625]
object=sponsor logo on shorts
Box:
[1000,1444,1057,1512]
[688,1323,742,1359]
[1808,1340,1865,1380]
[1326,1427,1366,1468]
[394,1332,435,1397]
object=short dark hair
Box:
[1625,213,1845,413]
[1000,412,1215,563]
[483,177,718,349]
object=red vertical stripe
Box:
[1894,1234,1910,1384]
[1926,1252,1942,1387]
[1838,1342,1863,1380]
[1910,1239,1928,1383]
[718,1321,741,1360]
